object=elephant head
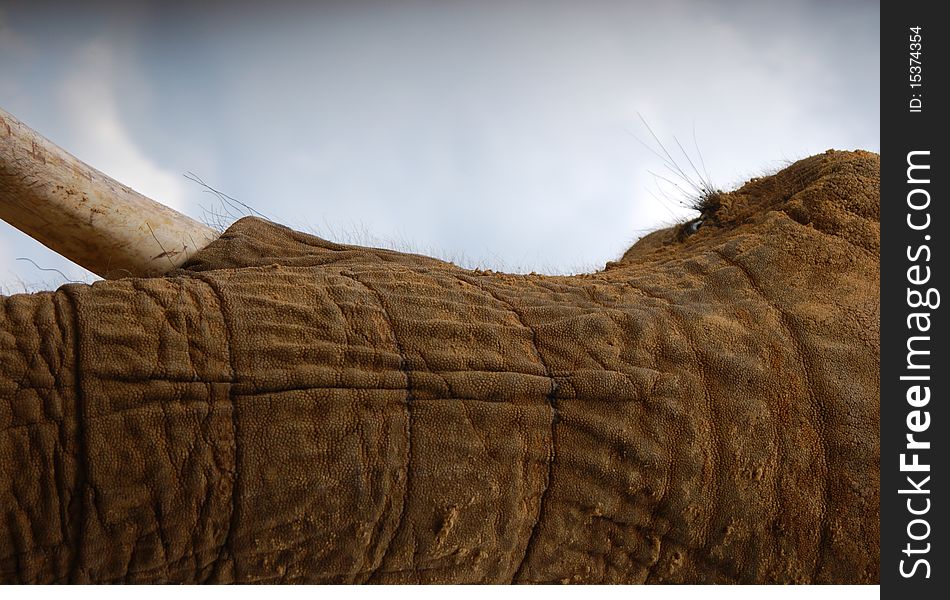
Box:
[0,107,879,584]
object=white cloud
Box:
[59,39,187,212]
[1,2,876,280]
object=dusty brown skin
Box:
[0,150,879,583]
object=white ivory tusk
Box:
[0,106,219,279]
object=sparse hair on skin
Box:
[1,259,95,295]
[185,171,268,231]
[632,113,724,240]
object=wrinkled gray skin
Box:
[0,151,880,584]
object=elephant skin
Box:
[0,150,879,583]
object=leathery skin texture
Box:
[0,150,879,584]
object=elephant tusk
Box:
[0,105,218,279]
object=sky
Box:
[0,0,879,290]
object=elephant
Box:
[0,106,879,584]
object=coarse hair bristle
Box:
[634,113,723,218]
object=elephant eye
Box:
[685,218,703,235]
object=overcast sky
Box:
[1,0,879,290]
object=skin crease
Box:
[0,150,879,584]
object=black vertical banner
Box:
[881,0,947,596]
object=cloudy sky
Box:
[1,0,878,290]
